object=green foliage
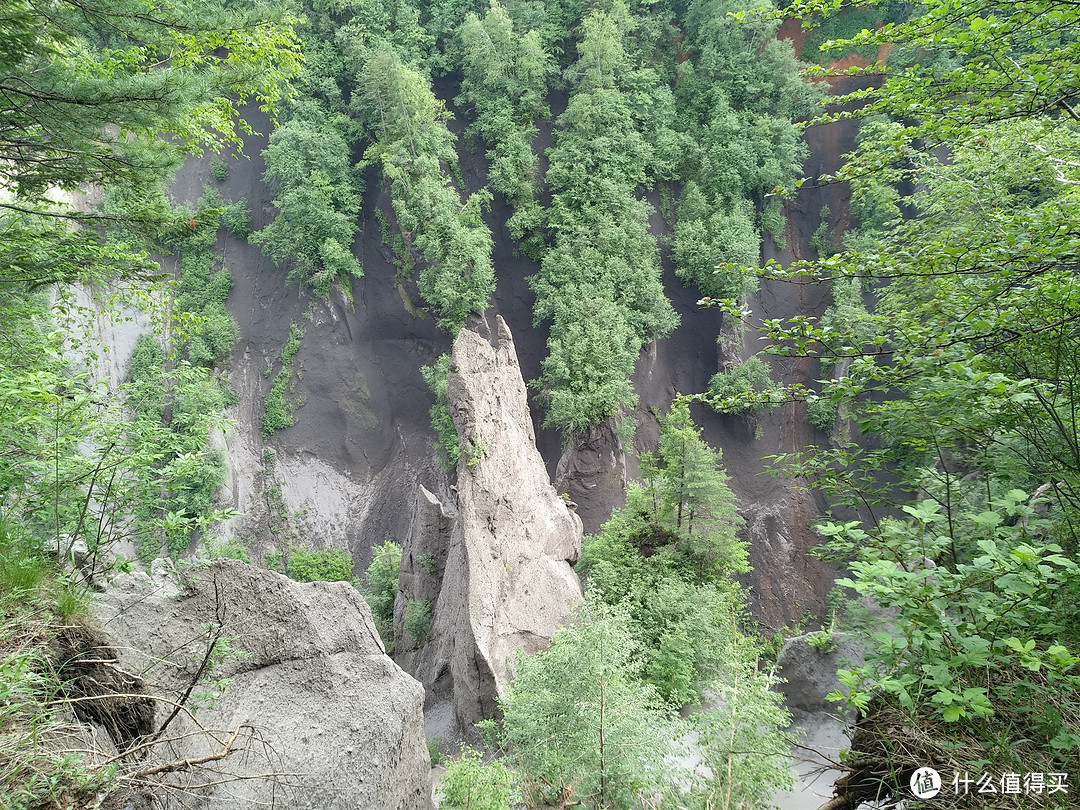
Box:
[405,598,433,645]
[0,0,300,222]
[683,640,796,807]
[808,203,839,258]
[805,396,837,432]
[285,547,355,583]
[674,186,761,298]
[439,747,519,810]
[649,402,747,572]
[494,592,793,808]
[530,10,679,435]
[457,0,553,256]
[201,536,251,563]
[496,599,673,808]
[817,275,872,374]
[252,108,363,296]
[363,46,495,332]
[1,612,119,809]
[707,355,778,414]
[817,496,1080,779]
[465,436,493,468]
[580,403,747,706]
[263,322,304,435]
[0,0,297,799]
[760,198,787,250]
[742,0,1080,783]
[421,354,461,469]
[668,0,815,298]
[170,189,242,369]
[209,155,229,181]
[799,5,891,65]
[427,738,443,766]
[364,541,402,650]
[806,624,836,654]
[221,198,251,239]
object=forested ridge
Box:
[2,0,1080,806]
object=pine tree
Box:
[643,402,747,575]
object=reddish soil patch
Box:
[777,16,891,80]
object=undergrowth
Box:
[0,520,117,810]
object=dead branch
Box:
[153,576,228,741]
[126,723,253,780]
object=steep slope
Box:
[165,116,453,574]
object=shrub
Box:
[420,354,460,469]
[810,203,840,258]
[439,747,518,810]
[707,356,777,413]
[210,154,229,181]
[760,198,787,250]
[285,547,354,583]
[200,307,241,365]
[806,396,837,432]
[202,536,250,562]
[127,333,164,386]
[405,598,433,645]
[363,541,402,649]
[806,627,836,654]
[262,388,292,434]
[221,198,250,238]
[263,322,303,435]
[427,738,444,766]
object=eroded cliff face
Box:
[94,560,433,810]
[393,316,583,739]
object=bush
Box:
[806,396,837,432]
[221,198,250,238]
[210,154,229,181]
[199,307,240,365]
[806,627,836,654]
[707,356,777,413]
[363,541,402,649]
[127,333,165,389]
[405,598,433,645]
[262,388,291,434]
[202,536,250,562]
[810,203,840,258]
[673,188,761,299]
[263,322,303,435]
[285,547,354,583]
[760,198,787,250]
[420,354,460,469]
[439,747,518,810]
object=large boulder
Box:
[94,560,432,810]
[396,316,583,738]
[776,631,864,714]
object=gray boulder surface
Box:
[395,316,583,739]
[94,560,432,810]
[776,631,864,714]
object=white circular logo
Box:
[910,767,942,799]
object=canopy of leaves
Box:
[530,9,679,435]
[252,107,364,296]
[363,46,496,332]
[456,0,553,254]
[728,0,1080,802]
